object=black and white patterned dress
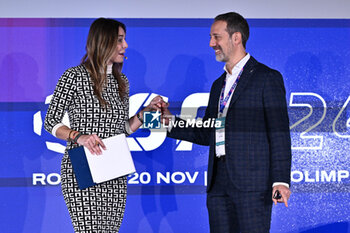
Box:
[44,64,130,232]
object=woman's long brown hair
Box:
[81,18,127,107]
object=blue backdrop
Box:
[0,18,350,233]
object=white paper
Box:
[84,134,136,183]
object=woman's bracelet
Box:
[67,130,73,142]
[67,129,76,142]
[72,132,83,144]
[137,111,144,124]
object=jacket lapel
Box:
[228,56,258,108]
[210,72,226,117]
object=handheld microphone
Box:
[273,190,282,199]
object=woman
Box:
[44,18,161,232]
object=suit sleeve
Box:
[263,70,292,185]
[167,81,219,146]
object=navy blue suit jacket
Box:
[168,56,292,192]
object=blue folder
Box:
[67,146,97,190]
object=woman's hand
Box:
[76,134,106,155]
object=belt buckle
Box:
[216,155,226,162]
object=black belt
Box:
[216,155,226,162]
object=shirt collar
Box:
[107,64,113,74]
[223,53,251,74]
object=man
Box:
[162,12,291,232]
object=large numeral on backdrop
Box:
[289,92,326,150]
[332,95,350,138]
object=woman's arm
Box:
[54,96,164,154]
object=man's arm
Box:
[162,79,221,146]
[263,70,292,206]
[163,107,213,146]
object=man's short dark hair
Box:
[214,12,249,48]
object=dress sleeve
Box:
[44,69,77,136]
[121,74,132,136]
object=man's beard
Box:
[215,52,227,62]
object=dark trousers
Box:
[206,157,272,233]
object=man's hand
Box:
[272,185,291,207]
[160,101,173,125]
[143,95,163,113]
[140,95,173,126]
